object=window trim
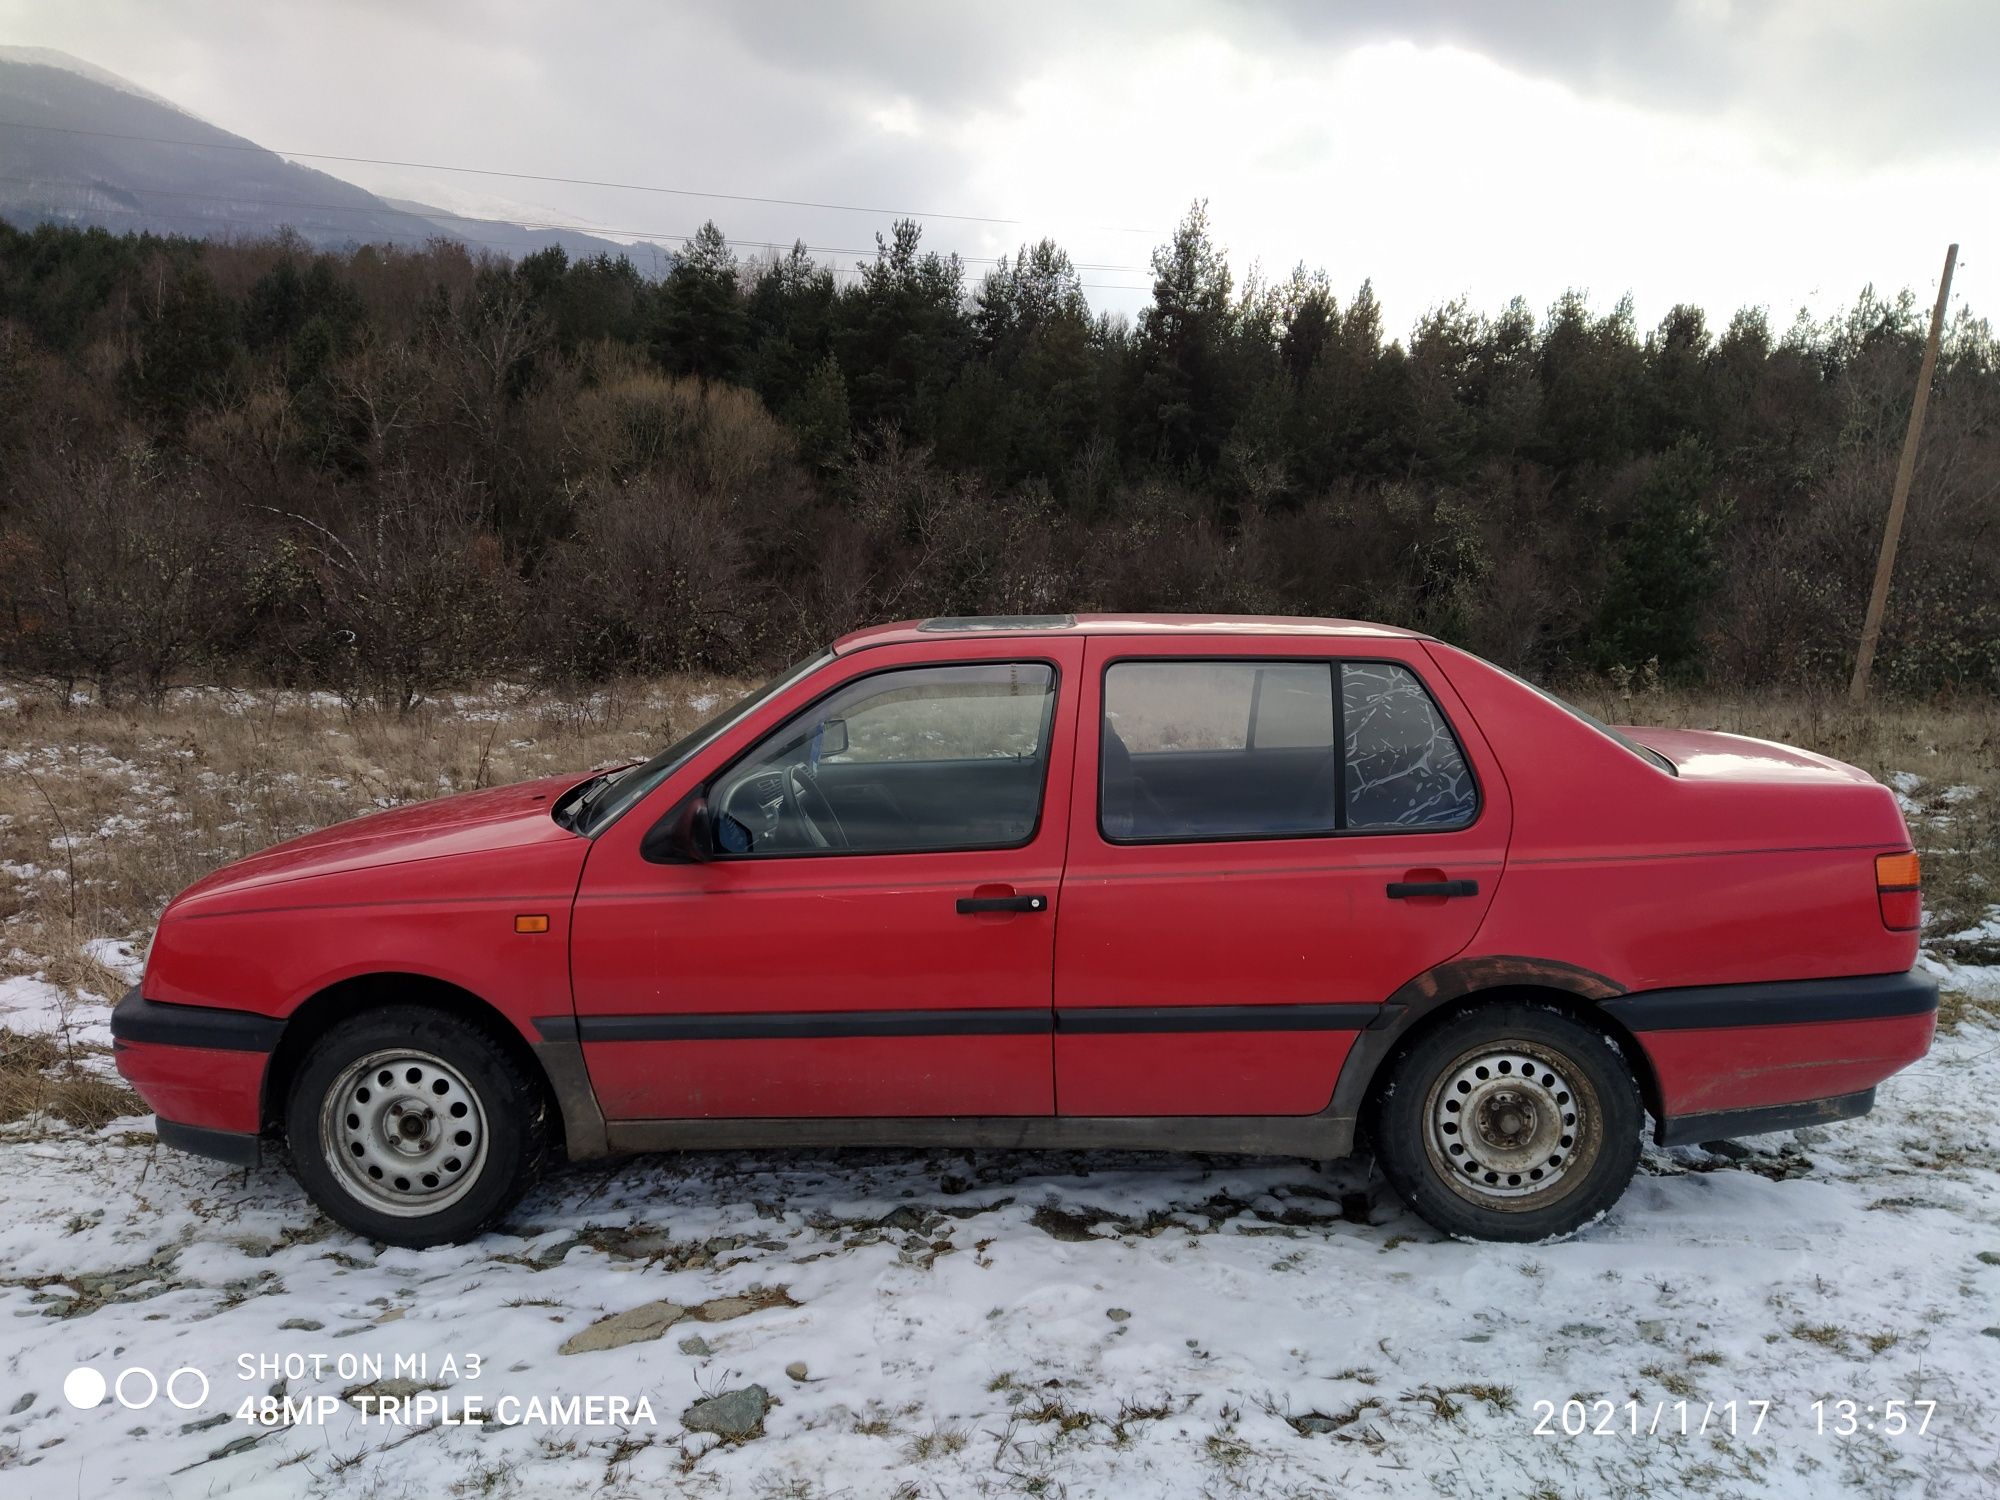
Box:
[666,655,1067,862]
[1094,653,1484,848]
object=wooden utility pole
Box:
[1849,243,1958,703]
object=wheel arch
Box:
[1330,956,1665,1140]
[260,973,603,1158]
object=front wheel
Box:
[285,1006,549,1248]
[1371,1002,1643,1243]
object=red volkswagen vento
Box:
[112,615,1938,1246]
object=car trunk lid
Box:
[1614,726,1879,786]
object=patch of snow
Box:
[1922,952,2000,1002]
[0,46,211,122]
[0,973,112,1050]
[1943,908,2000,945]
[81,937,144,988]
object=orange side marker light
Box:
[514,914,550,934]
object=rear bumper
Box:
[1653,1087,1877,1148]
[111,987,276,1161]
[1605,971,1938,1146]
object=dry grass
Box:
[0,676,752,1134]
[0,675,752,991]
[0,1029,139,1127]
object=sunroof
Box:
[917,614,1077,632]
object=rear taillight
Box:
[1875,851,1921,931]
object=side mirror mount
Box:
[642,793,716,864]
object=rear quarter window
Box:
[1342,662,1479,830]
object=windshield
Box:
[571,650,835,836]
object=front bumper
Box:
[1604,970,1938,1146]
[111,987,279,1163]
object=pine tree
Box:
[1595,437,1730,675]
[652,222,747,382]
[786,353,852,473]
[1129,201,1237,472]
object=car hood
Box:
[172,771,594,905]
[1616,726,1877,785]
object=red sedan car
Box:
[113,615,1937,1246]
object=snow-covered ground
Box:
[1,739,1996,1497]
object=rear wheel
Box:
[285,1006,548,1248]
[1372,1002,1642,1242]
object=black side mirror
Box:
[818,718,849,757]
[642,793,716,864]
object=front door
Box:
[1052,635,1511,1116]
[571,639,1083,1119]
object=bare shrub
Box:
[285,467,523,712]
[846,434,1079,620]
[0,447,242,704]
[563,357,794,494]
[539,473,756,678]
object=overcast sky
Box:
[1,0,1988,335]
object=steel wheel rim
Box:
[319,1048,489,1217]
[1422,1038,1601,1211]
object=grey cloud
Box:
[698,0,2000,168]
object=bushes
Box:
[539,476,754,678]
[562,362,793,495]
[0,449,240,704]
[304,470,524,713]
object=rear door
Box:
[571,636,1084,1120]
[1053,634,1511,1116]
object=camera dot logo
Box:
[61,1365,210,1411]
[63,1367,107,1410]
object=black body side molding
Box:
[540,1003,1385,1044]
[111,988,286,1053]
[1602,971,1938,1032]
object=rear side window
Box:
[1342,663,1478,830]
[1100,658,1476,841]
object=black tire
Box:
[1370,1002,1643,1243]
[284,1006,549,1249]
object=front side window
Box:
[1100,658,1477,842]
[712,662,1056,855]
[573,649,833,835]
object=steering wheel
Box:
[784,763,850,850]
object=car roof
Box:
[833,613,1428,653]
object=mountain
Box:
[380,198,671,276]
[0,48,640,267]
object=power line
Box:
[0,174,1157,278]
[0,117,1164,236]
